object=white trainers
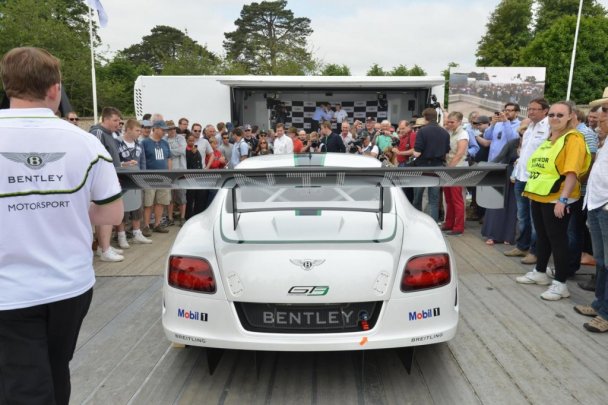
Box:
[99,248,124,262]
[96,246,124,256]
[516,269,551,285]
[132,231,153,244]
[117,234,130,249]
[546,267,555,279]
[541,280,570,301]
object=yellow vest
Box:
[524,130,590,197]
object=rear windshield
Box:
[226,186,392,213]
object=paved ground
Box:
[72,221,607,405]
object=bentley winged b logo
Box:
[290,259,326,271]
[1,152,66,170]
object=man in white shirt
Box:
[272,123,294,154]
[0,47,123,405]
[339,121,354,148]
[333,103,348,128]
[577,99,608,332]
[504,98,549,264]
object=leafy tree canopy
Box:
[0,0,97,115]
[519,15,608,103]
[366,63,387,76]
[535,0,606,32]
[96,57,153,115]
[367,63,427,76]
[320,63,351,76]
[223,0,314,75]
[120,25,218,74]
[476,0,534,66]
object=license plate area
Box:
[234,302,382,333]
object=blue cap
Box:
[152,120,168,130]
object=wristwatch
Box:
[558,197,568,204]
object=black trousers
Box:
[185,189,209,220]
[0,288,93,405]
[531,201,571,283]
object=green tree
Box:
[216,58,250,75]
[442,62,460,82]
[320,63,351,76]
[386,64,428,76]
[120,25,218,74]
[519,15,608,102]
[389,64,410,76]
[366,63,386,76]
[96,57,153,115]
[223,0,314,75]
[405,64,427,76]
[0,0,97,115]
[535,0,605,32]
[476,0,534,66]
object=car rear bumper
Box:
[162,287,458,351]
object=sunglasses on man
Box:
[68,117,79,122]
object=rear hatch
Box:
[216,209,402,333]
[216,210,402,304]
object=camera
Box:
[429,94,441,109]
[311,141,319,149]
[391,137,400,147]
[347,139,363,154]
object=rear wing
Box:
[117,164,508,230]
[116,164,508,190]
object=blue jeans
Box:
[567,199,584,275]
[413,187,440,222]
[514,180,536,253]
[587,207,608,320]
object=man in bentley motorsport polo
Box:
[0,47,123,405]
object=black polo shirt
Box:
[413,123,450,166]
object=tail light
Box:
[168,256,216,293]
[401,254,450,292]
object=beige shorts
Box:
[172,189,187,205]
[144,189,171,207]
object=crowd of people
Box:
[450,82,545,106]
[465,95,608,334]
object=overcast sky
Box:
[94,0,608,76]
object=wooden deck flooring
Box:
[72,223,608,405]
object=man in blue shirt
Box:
[311,102,332,132]
[230,127,250,168]
[464,111,481,160]
[484,103,521,161]
[141,120,172,234]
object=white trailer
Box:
[134,75,445,130]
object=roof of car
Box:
[236,153,382,169]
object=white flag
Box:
[85,0,108,28]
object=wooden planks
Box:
[93,226,177,277]
[70,222,608,405]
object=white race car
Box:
[118,153,505,373]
